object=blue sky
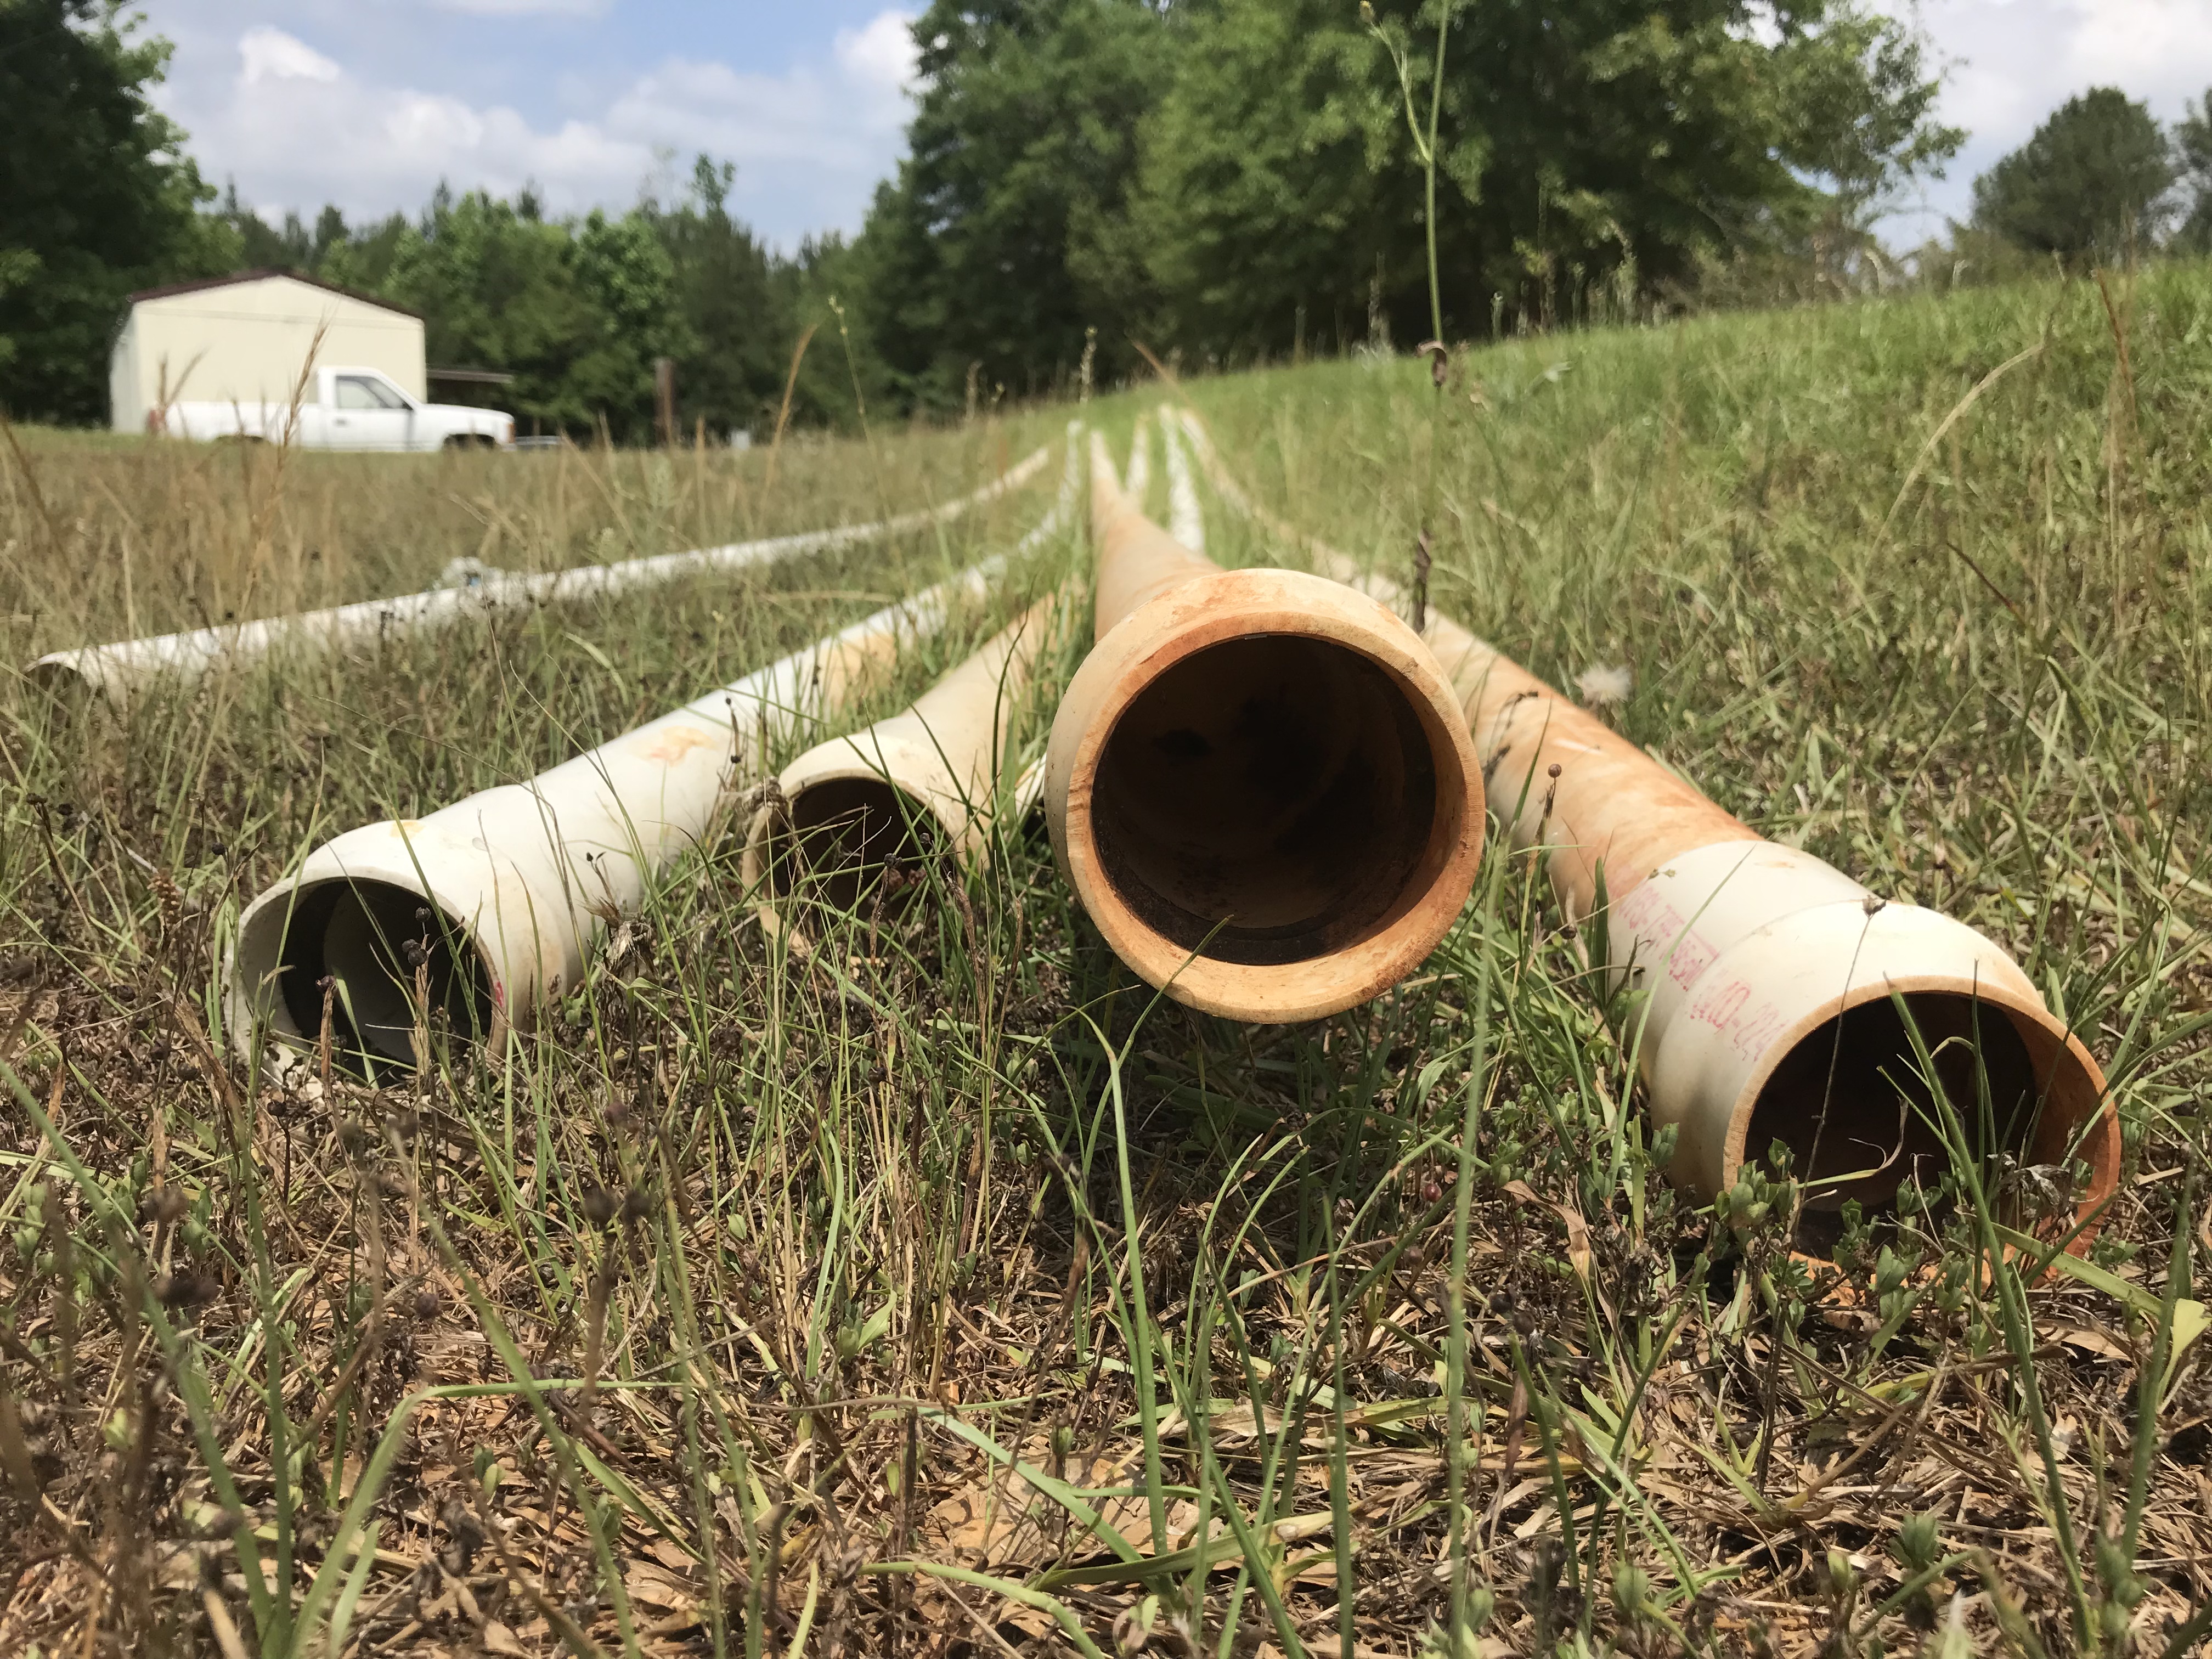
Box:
[1880,0,2212,245]
[148,1,924,250]
[144,0,2212,255]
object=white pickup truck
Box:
[160,366,514,452]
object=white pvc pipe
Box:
[1122,411,1152,505]
[35,443,1054,702]
[1175,407,2118,1238]
[226,430,1081,1073]
[741,589,1065,934]
[1159,408,1204,553]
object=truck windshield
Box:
[335,376,409,410]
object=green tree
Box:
[648,156,789,438]
[348,176,835,442]
[1116,0,1390,358]
[1971,88,2174,262]
[211,183,306,270]
[2176,91,2212,252]
[380,190,604,435]
[773,233,894,432]
[206,189,358,275]
[853,0,1177,411]
[0,0,232,422]
[374,189,693,440]
[1122,0,1959,354]
[566,206,695,435]
[321,210,411,293]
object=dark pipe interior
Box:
[771,777,941,913]
[27,660,95,698]
[277,879,492,1079]
[1747,990,2038,1234]
[1091,634,1444,966]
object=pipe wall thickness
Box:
[1176,408,2119,1239]
[1043,430,1485,1024]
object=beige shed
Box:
[109,270,425,434]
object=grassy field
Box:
[2,263,2210,1658]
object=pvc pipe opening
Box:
[1090,634,1443,966]
[27,659,91,695]
[769,778,945,913]
[270,879,494,1076]
[1745,989,2100,1242]
[28,656,118,707]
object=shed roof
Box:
[127,269,419,321]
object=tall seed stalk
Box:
[1363,0,1455,627]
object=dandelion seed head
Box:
[1576,663,1633,706]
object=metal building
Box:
[109,270,424,435]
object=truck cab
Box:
[317,368,512,450]
[162,365,514,452]
[112,271,516,452]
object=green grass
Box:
[2,263,2209,1658]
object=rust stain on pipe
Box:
[1427,605,2114,1246]
[1044,432,1485,1024]
[1175,408,2117,1250]
[1091,438,1216,628]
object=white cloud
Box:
[2059,0,2212,102]
[1876,0,2212,238]
[834,9,920,93]
[163,10,921,249]
[238,26,339,85]
[430,0,608,14]
[599,33,915,180]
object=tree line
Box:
[208,166,872,443]
[0,1,868,439]
[1968,88,2212,264]
[857,0,1971,405]
[4,0,2212,439]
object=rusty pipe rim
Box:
[1046,566,1485,1024]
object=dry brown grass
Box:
[2,265,2209,1659]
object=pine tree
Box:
[1971,88,2175,263]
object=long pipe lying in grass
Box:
[226,432,1081,1074]
[34,442,1054,702]
[1159,406,1205,552]
[1043,429,1485,1024]
[1176,408,2119,1238]
[1000,413,1200,834]
[739,586,1065,929]
[1122,409,1153,504]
